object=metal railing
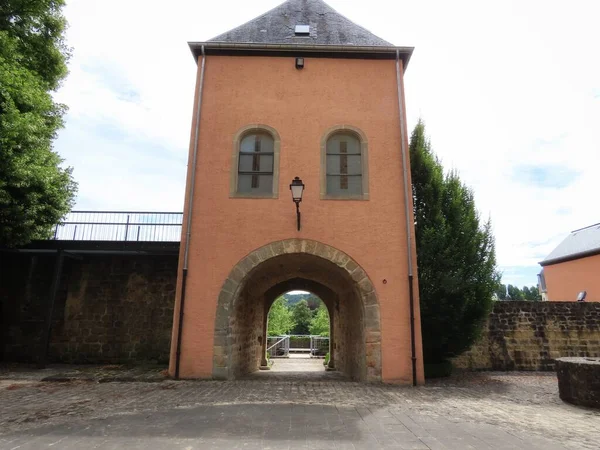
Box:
[52,211,183,242]
[267,335,329,358]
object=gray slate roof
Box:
[540,223,600,265]
[209,0,393,47]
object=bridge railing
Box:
[266,335,329,358]
[52,211,183,242]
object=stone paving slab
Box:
[0,370,599,449]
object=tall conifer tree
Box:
[410,120,500,366]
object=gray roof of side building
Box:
[539,223,600,266]
[208,0,393,47]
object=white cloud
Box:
[53,0,600,285]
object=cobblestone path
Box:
[1,370,598,449]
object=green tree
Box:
[291,300,312,335]
[507,284,524,300]
[267,297,295,336]
[495,283,507,300]
[522,285,542,301]
[410,119,500,367]
[309,304,330,336]
[305,294,321,311]
[0,0,77,247]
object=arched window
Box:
[321,126,369,200]
[231,125,280,198]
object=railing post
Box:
[53,224,59,240]
[124,214,130,241]
[72,225,77,240]
[137,226,141,241]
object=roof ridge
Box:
[571,223,600,233]
[207,0,393,47]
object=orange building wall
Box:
[169,55,424,384]
[544,254,600,302]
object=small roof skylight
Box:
[295,25,310,36]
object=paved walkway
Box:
[270,356,326,371]
[246,356,347,381]
[1,366,599,449]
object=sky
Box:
[53,0,600,288]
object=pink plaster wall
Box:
[544,254,600,302]
[169,55,424,384]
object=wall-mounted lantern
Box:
[289,177,305,231]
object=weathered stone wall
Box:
[334,286,367,381]
[454,302,600,371]
[0,252,177,364]
[1,254,63,363]
[556,357,600,408]
[230,288,264,377]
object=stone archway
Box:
[213,239,381,382]
[262,279,337,369]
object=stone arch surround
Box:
[213,239,382,382]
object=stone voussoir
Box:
[333,251,350,268]
[304,240,317,255]
[350,267,367,283]
[214,309,230,329]
[270,240,285,256]
[228,265,246,285]
[366,330,381,344]
[256,245,274,262]
[212,333,228,347]
[315,243,335,261]
[246,251,262,268]
[358,277,375,296]
[365,305,381,329]
[237,256,255,276]
[345,259,358,273]
[221,278,239,296]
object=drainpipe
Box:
[396,49,418,387]
[175,46,207,379]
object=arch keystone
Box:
[282,239,302,254]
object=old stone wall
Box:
[229,288,264,377]
[0,252,177,364]
[334,286,367,381]
[454,301,600,371]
